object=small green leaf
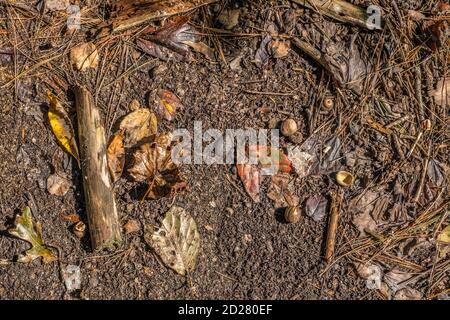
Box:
[8,207,57,264]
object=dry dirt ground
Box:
[0,0,449,300]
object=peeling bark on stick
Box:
[75,86,122,251]
[92,0,216,37]
[291,0,381,30]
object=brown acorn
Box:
[284,206,301,223]
[73,221,86,238]
[281,119,298,137]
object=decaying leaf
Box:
[107,131,125,182]
[128,133,187,199]
[427,159,445,187]
[47,91,80,164]
[394,288,423,300]
[183,40,216,60]
[8,207,57,264]
[119,108,158,146]
[236,164,260,203]
[430,77,449,107]
[438,225,450,243]
[70,42,99,71]
[268,40,290,59]
[144,206,200,275]
[156,89,184,121]
[286,145,316,178]
[47,173,71,196]
[267,173,299,208]
[305,194,328,222]
[350,190,379,236]
[137,16,198,62]
[255,34,272,66]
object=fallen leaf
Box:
[119,108,158,146]
[350,191,379,236]
[394,288,423,300]
[70,42,99,71]
[45,0,69,11]
[428,159,445,187]
[268,40,290,59]
[144,206,200,275]
[124,219,140,235]
[47,173,71,196]
[156,89,184,121]
[128,133,187,199]
[8,207,57,264]
[107,131,125,182]
[438,225,450,243]
[267,173,299,208]
[137,16,198,62]
[430,77,449,107]
[254,34,272,66]
[236,164,260,203]
[47,91,80,164]
[183,40,216,60]
[305,194,328,222]
[218,9,240,30]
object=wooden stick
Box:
[92,0,217,38]
[75,86,122,251]
[291,0,380,30]
[325,190,340,263]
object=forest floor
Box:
[0,0,449,300]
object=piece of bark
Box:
[75,86,122,251]
[92,0,216,38]
[291,0,382,30]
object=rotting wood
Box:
[92,0,217,38]
[291,0,383,30]
[75,86,122,251]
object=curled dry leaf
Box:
[156,89,184,121]
[47,173,71,196]
[128,133,187,199]
[267,173,299,208]
[70,42,99,71]
[137,16,198,62]
[427,159,445,187]
[268,40,290,59]
[47,91,80,165]
[144,206,200,275]
[305,194,328,222]
[430,77,449,107]
[236,164,260,203]
[8,207,57,264]
[119,108,158,146]
[107,131,125,182]
[350,190,379,236]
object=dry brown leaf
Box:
[47,173,71,196]
[70,42,99,71]
[107,131,125,183]
[156,89,184,121]
[119,108,158,146]
[128,133,187,199]
[267,173,299,208]
[183,41,216,60]
[137,16,198,62]
[305,194,328,222]
[268,40,290,59]
[430,77,449,107]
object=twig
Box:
[412,144,431,203]
[325,190,341,263]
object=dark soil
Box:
[0,0,448,300]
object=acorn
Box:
[73,221,86,238]
[284,206,301,223]
[281,119,298,137]
[336,171,355,187]
[323,97,334,109]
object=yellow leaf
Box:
[438,225,450,243]
[47,91,80,165]
[107,131,125,183]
